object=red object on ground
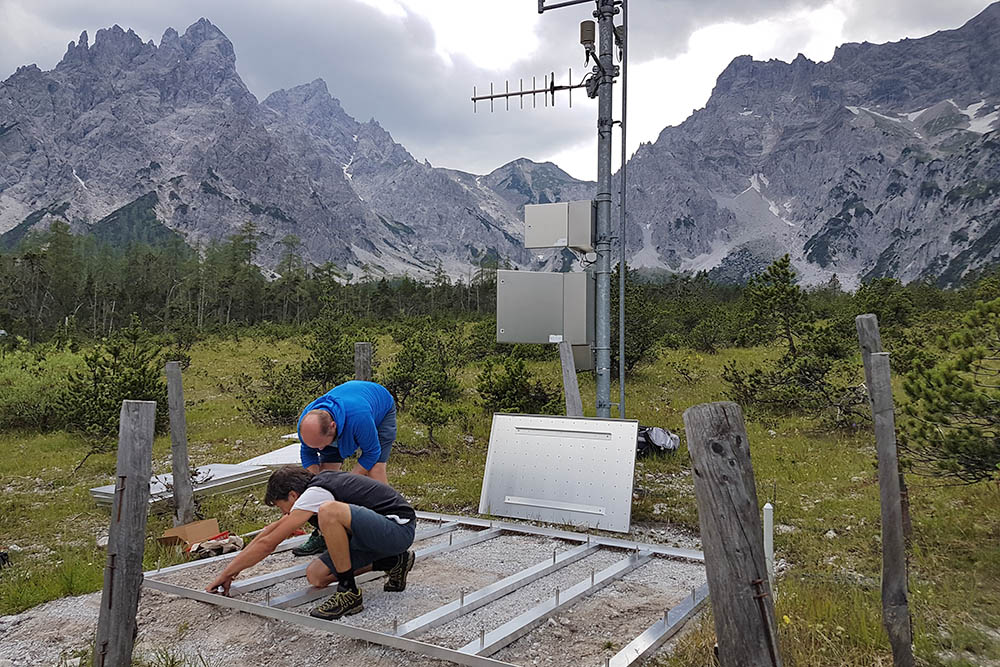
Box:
[183,531,230,553]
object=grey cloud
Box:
[840,0,991,44]
[618,0,830,59]
[2,0,995,177]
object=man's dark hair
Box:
[264,466,313,506]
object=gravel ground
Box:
[0,521,705,667]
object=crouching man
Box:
[206,466,416,620]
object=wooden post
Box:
[93,401,155,667]
[354,342,372,381]
[558,341,583,417]
[165,361,196,526]
[856,315,912,542]
[859,349,915,666]
[684,402,782,667]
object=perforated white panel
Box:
[479,414,638,533]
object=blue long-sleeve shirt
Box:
[297,381,395,471]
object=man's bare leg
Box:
[306,558,337,588]
[310,500,365,619]
[306,559,373,588]
[316,501,353,574]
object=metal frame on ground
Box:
[143,513,707,667]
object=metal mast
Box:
[618,0,628,419]
[593,0,618,417]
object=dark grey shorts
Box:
[318,504,415,573]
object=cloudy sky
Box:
[0,0,992,180]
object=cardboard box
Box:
[159,519,221,548]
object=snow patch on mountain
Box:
[960,100,1000,133]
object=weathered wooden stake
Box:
[354,342,373,381]
[856,314,913,542]
[93,400,155,667]
[861,350,915,667]
[684,402,782,667]
[558,341,583,417]
[165,361,196,526]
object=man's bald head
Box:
[300,410,336,450]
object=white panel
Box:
[239,443,301,469]
[89,463,269,504]
[479,414,638,533]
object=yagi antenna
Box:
[472,69,589,113]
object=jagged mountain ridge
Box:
[623,2,1000,286]
[2,7,999,285]
[0,19,592,276]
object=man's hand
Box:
[351,465,371,477]
[206,572,235,596]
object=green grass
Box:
[1,334,998,666]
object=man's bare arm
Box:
[206,509,313,594]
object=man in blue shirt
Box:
[293,380,397,556]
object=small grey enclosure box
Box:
[497,269,594,346]
[572,343,594,372]
[524,200,594,252]
[479,414,639,532]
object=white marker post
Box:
[763,502,775,597]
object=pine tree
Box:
[745,254,805,356]
[900,297,1000,483]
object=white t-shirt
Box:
[291,486,410,524]
[291,486,336,513]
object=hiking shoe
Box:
[383,550,415,592]
[310,588,363,620]
[292,529,326,557]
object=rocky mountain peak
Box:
[969,0,1000,26]
[175,17,236,64]
[264,79,342,116]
